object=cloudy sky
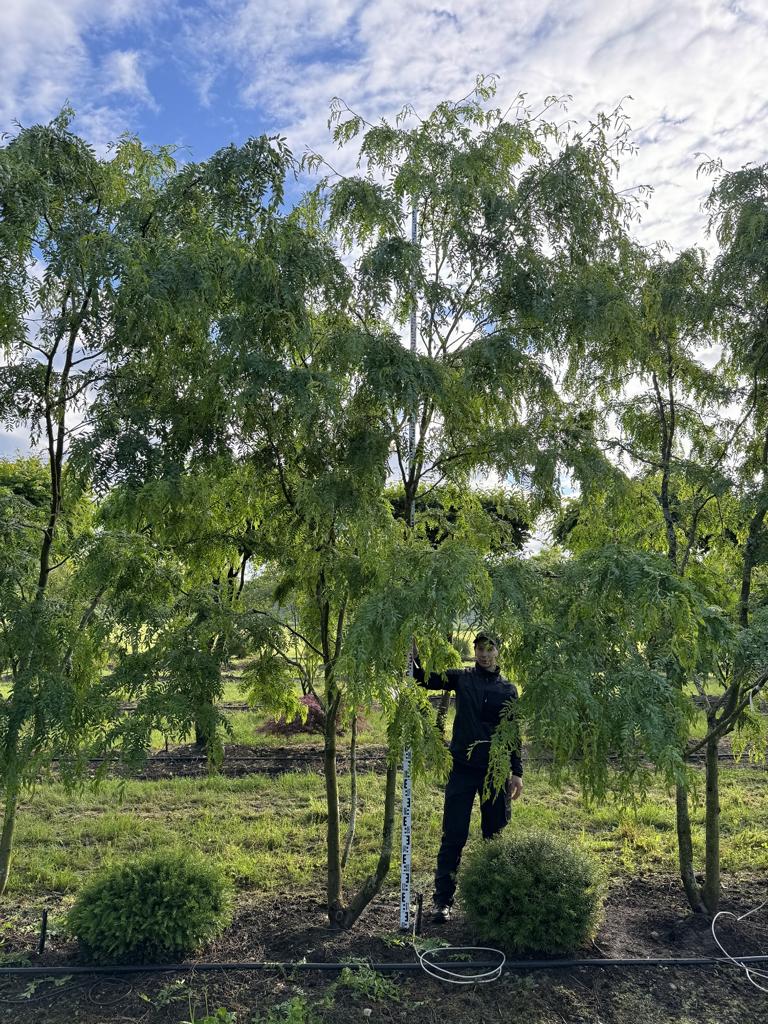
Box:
[1,0,767,456]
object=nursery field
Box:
[5,90,768,1024]
[1,727,767,1024]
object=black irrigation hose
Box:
[3,954,768,977]
[0,978,133,1007]
[87,752,387,763]
[84,750,757,766]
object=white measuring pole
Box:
[400,206,418,931]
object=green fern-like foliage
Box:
[67,850,233,963]
[459,829,605,954]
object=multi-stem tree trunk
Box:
[702,725,721,913]
[339,759,398,929]
[324,682,345,924]
[675,783,706,914]
[318,584,400,929]
[341,715,358,870]
[0,778,19,898]
[322,686,400,928]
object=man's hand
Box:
[506,774,523,802]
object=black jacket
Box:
[413,660,523,776]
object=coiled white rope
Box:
[711,897,768,993]
[414,943,506,984]
[410,899,505,984]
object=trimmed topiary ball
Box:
[458,829,605,954]
[67,849,233,963]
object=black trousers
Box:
[434,759,510,907]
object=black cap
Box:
[474,632,500,648]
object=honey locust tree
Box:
[276,78,638,921]
[295,78,641,924]
[298,77,640,803]
[0,111,291,896]
[542,244,767,915]
[81,79,640,928]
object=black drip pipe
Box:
[2,955,768,978]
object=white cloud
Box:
[183,0,768,252]
[5,1,765,254]
[0,0,160,136]
[102,50,158,112]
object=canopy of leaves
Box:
[490,545,733,802]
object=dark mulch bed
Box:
[130,743,389,780]
[2,877,767,1024]
[81,731,765,782]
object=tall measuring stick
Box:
[400,206,418,931]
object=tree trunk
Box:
[324,691,344,925]
[702,729,721,914]
[436,691,451,738]
[0,785,19,898]
[340,757,398,929]
[341,714,358,870]
[675,783,706,914]
[193,700,216,753]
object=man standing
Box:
[413,633,523,923]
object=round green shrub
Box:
[66,849,233,963]
[458,829,605,954]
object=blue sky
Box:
[2,0,768,456]
[3,0,766,249]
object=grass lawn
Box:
[8,764,768,904]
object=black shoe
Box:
[431,904,451,924]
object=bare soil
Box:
[1,877,767,1023]
[118,743,389,780]
[84,732,763,782]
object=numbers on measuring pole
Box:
[400,745,413,929]
[400,205,418,932]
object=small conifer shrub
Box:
[67,849,232,963]
[459,829,605,954]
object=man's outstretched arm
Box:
[411,649,462,691]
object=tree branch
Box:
[249,608,324,659]
[686,671,768,756]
